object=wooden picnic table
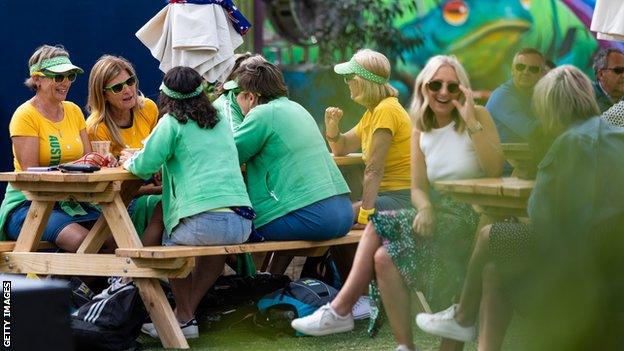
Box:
[432,177,534,351]
[0,154,366,348]
[501,143,532,178]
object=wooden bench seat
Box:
[116,230,363,259]
[0,241,56,252]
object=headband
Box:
[159,81,206,99]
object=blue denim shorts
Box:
[5,201,100,243]
[163,211,252,246]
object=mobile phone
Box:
[58,164,101,173]
[26,166,58,172]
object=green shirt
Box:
[234,97,350,227]
[125,114,251,234]
[213,91,244,131]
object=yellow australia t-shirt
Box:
[9,101,87,171]
[354,97,412,191]
[86,98,158,157]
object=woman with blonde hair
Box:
[0,45,99,252]
[86,55,158,157]
[416,65,622,351]
[325,48,412,227]
[86,55,163,250]
[293,55,502,351]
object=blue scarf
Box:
[167,0,251,35]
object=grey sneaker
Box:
[141,318,199,339]
[415,304,475,342]
[291,303,354,336]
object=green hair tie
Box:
[349,58,388,84]
[159,81,206,99]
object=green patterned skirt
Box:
[367,195,479,335]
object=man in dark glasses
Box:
[485,48,545,147]
[593,48,624,112]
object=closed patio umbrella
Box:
[136,0,251,82]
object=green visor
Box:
[334,58,388,84]
[222,80,239,91]
[29,56,84,75]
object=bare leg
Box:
[331,222,381,316]
[172,256,226,322]
[55,223,90,252]
[477,263,513,351]
[352,201,362,223]
[141,202,165,246]
[375,246,415,350]
[455,225,492,326]
[267,254,294,274]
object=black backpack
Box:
[70,283,147,351]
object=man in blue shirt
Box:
[486,48,545,143]
[592,48,624,112]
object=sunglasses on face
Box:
[426,80,461,94]
[343,74,356,84]
[104,76,137,94]
[42,72,77,83]
[603,67,624,75]
[515,63,541,74]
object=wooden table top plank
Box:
[0,167,139,183]
[332,153,364,166]
[433,178,534,198]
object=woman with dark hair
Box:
[233,61,352,243]
[123,66,252,339]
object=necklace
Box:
[31,98,64,137]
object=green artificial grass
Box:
[139,316,528,350]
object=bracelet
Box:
[357,207,376,224]
[325,132,341,143]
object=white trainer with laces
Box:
[92,277,130,300]
[415,304,475,342]
[291,303,354,336]
[141,318,199,339]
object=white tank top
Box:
[420,121,485,182]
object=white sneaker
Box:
[291,303,354,336]
[395,344,419,351]
[141,318,199,339]
[93,277,130,300]
[415,304,475,342]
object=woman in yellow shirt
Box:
[0,45,99,252]
[324,49,412,228]
[86,55,162,246]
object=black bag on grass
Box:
[70,283,147,351]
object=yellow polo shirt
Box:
[354,97,411,191]
[86,98,158,157]
[9,101,87,171]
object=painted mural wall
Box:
[267,0,623,126]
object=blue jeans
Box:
[163,211,252,246]
[257,194,353,241]
[375,189,412,211]
[5,201,100,243]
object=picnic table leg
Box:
[14,201,54,252]
[439,339,465,351]
[135,278,189,349]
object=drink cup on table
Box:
[120,147,141,165]
[90,141,111,155]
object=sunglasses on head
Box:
[426,80,461,94]
[515,63,541,74]
[104,76,137,94]
[603,67,624,75]
[41,71,77,83]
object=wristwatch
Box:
[467,121,484,135]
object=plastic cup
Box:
[91,141,111,155]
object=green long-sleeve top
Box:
[213,91,244,131]
[234,97,350,228]
[124,114,251,235]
